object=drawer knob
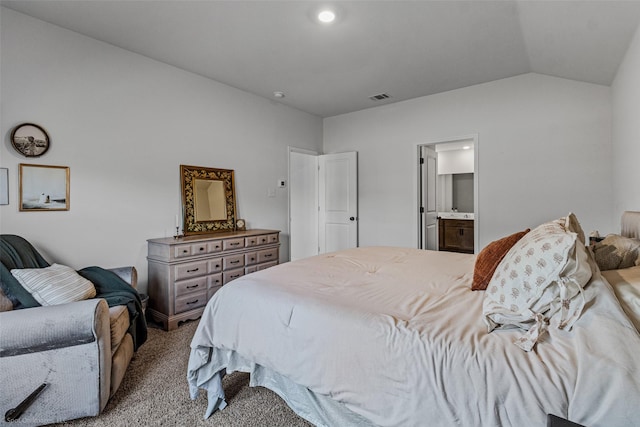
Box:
[186,284,199,289]
[182,249,188,253]
[265,254,272,258]
[186,299,199,305]
[187,268,199,273]
[230,260,240,264]
[199,247,205,251]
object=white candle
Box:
[175,214,179,228]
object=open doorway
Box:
[288,147,358,261]
[417,135,479,253]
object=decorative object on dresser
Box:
[10,123,50,157]
[180,165,237,235]
[147,229,280,331]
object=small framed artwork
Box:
[11,123,50,157]
[19,164,70,211]
[0,168,8,205]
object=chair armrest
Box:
[107,266,138,288]
[0,299,110,357]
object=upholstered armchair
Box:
[0,235,146,426]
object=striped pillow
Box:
[11,263,96,306]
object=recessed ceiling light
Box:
[273,91,285,99]
[318,10,336,23]
[462,146,471,150]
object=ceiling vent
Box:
[369,93,391,101]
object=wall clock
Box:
[11,123,50,157]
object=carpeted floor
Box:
[55,320,313,426]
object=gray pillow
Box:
[592,234,640,271]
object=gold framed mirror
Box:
[180,165,237,235]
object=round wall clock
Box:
[11,123,50,157]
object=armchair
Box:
[0,235,146,426]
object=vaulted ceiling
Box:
[3,1,640,117]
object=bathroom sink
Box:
[438,212,474,220]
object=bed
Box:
[187,212,640,427]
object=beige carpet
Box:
[55,320,313,426]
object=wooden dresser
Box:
[147,229,280,330]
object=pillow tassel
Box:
[555,276,586,330]
[513,312,548,352]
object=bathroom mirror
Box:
[180,165,236,235]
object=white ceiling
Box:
[3,0,640,118]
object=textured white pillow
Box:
[483,213,593,351]
[11,263,96,306]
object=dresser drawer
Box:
[245,251,258,266]
[223,254,245,270]
[174,290,207,314]
[257,234,270,245]
[191,242,209,256]
[175,260,208,280]
[245,236,259,247]
[223,238,245,251]
[174,244,192,258]
[268,233,279,243]
[257,261,278,271]
[208,258,223,273]
[223,268,244,285]
[208,273,223,288]
[207,285,222,301]
[208,240,223,253]
[257,248,278,264]
[174,276,207,298]
[245,265,259,274]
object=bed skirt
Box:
[188,346,374,427]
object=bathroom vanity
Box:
[438,213,474,254]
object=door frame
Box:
[416,134,479,252]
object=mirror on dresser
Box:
[180,165,237,235]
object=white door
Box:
[289,149,319,261]
[421,146,438,250]
[319,152,358,253]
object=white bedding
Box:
[188,246,640,427]
[602,265,640,332]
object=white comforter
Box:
[188,247,640,427]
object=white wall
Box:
[0,8,323,292]
[324,73,613,249]
[437,149,474,175]
[612,24,640,221]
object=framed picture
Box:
[11,123,50,157]
[19,164,70,211]
[0,168,8,205]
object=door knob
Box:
[349,217,355,221]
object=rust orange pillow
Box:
[471,229,530,291]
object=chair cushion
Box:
[109,305,130,354]
[10,263,96,306]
